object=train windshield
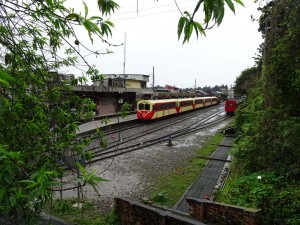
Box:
[138,103,145,110]
[145,104,150,110]
[138,103,151,110]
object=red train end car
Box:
[225,99,237,115]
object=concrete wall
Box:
[187,198,261,225]
[115,198,206,225]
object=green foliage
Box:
[97,0,120,16]
[218,172,280,208]
[262,184,300,225]
[260,0,300,113]
[233,0,300,179]
[0,145,61,222]
[177,0,244,43]
[49,198,120,225]
[229,0,300,223]
[234,103,300,178]
[121,102,130,118]
[75,163,108,195]
[0,0,116,222]
[234,67,260,97]
[217,172,300,224]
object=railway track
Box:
[61,104,227,169]
[80,104,223,140]
[87,111,230,164]
[85,104,223,149]
[88,108,223,152]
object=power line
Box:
[111,6,195,21]
[113,0,197,16]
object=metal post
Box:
[153,66,155,92]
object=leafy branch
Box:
[176,0,244,43]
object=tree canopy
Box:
[234,67,260,96]
[0,0,119,222]
[228,0,300,223]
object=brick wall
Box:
[115,198,206,225]
[187,198,261,225]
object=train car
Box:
[136,99,178,120]
[202,97,213,106]
[137,96,220,120]
[212,97,220,105]
[194,97,205,109]
[225,99,237,115]
[178,98,194,113]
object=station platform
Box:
[77,112,137,135]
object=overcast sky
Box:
[66,0,263,89]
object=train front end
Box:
[137,100,154,120]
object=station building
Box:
[72,74,150,115]
[59,73,230,115]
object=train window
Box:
[145,104,150,110]
[180,101,192,106]
[156,102,176,110]
[138,104,145,110]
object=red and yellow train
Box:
[137,97,219,120]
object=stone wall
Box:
[115,198,206,225]
[187,198,261,225]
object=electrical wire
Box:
[113,0,197,15]
[111,5,196,21]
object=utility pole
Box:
[123,33,126,75]
[152,66,155,92]
[123,33,127,92]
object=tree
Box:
[226,2,300,223]
[0,0,119,223]
[234,67,260,96]
[234,0,300,178]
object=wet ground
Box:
[59,106,233,213]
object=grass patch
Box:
[149,129,228,208]
[46,198,120,225]
[214,161,243,203]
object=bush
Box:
[217,172,300,225]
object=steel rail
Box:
[85,106,223,153]
[87,109,224,155]
[88,115,230,163]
